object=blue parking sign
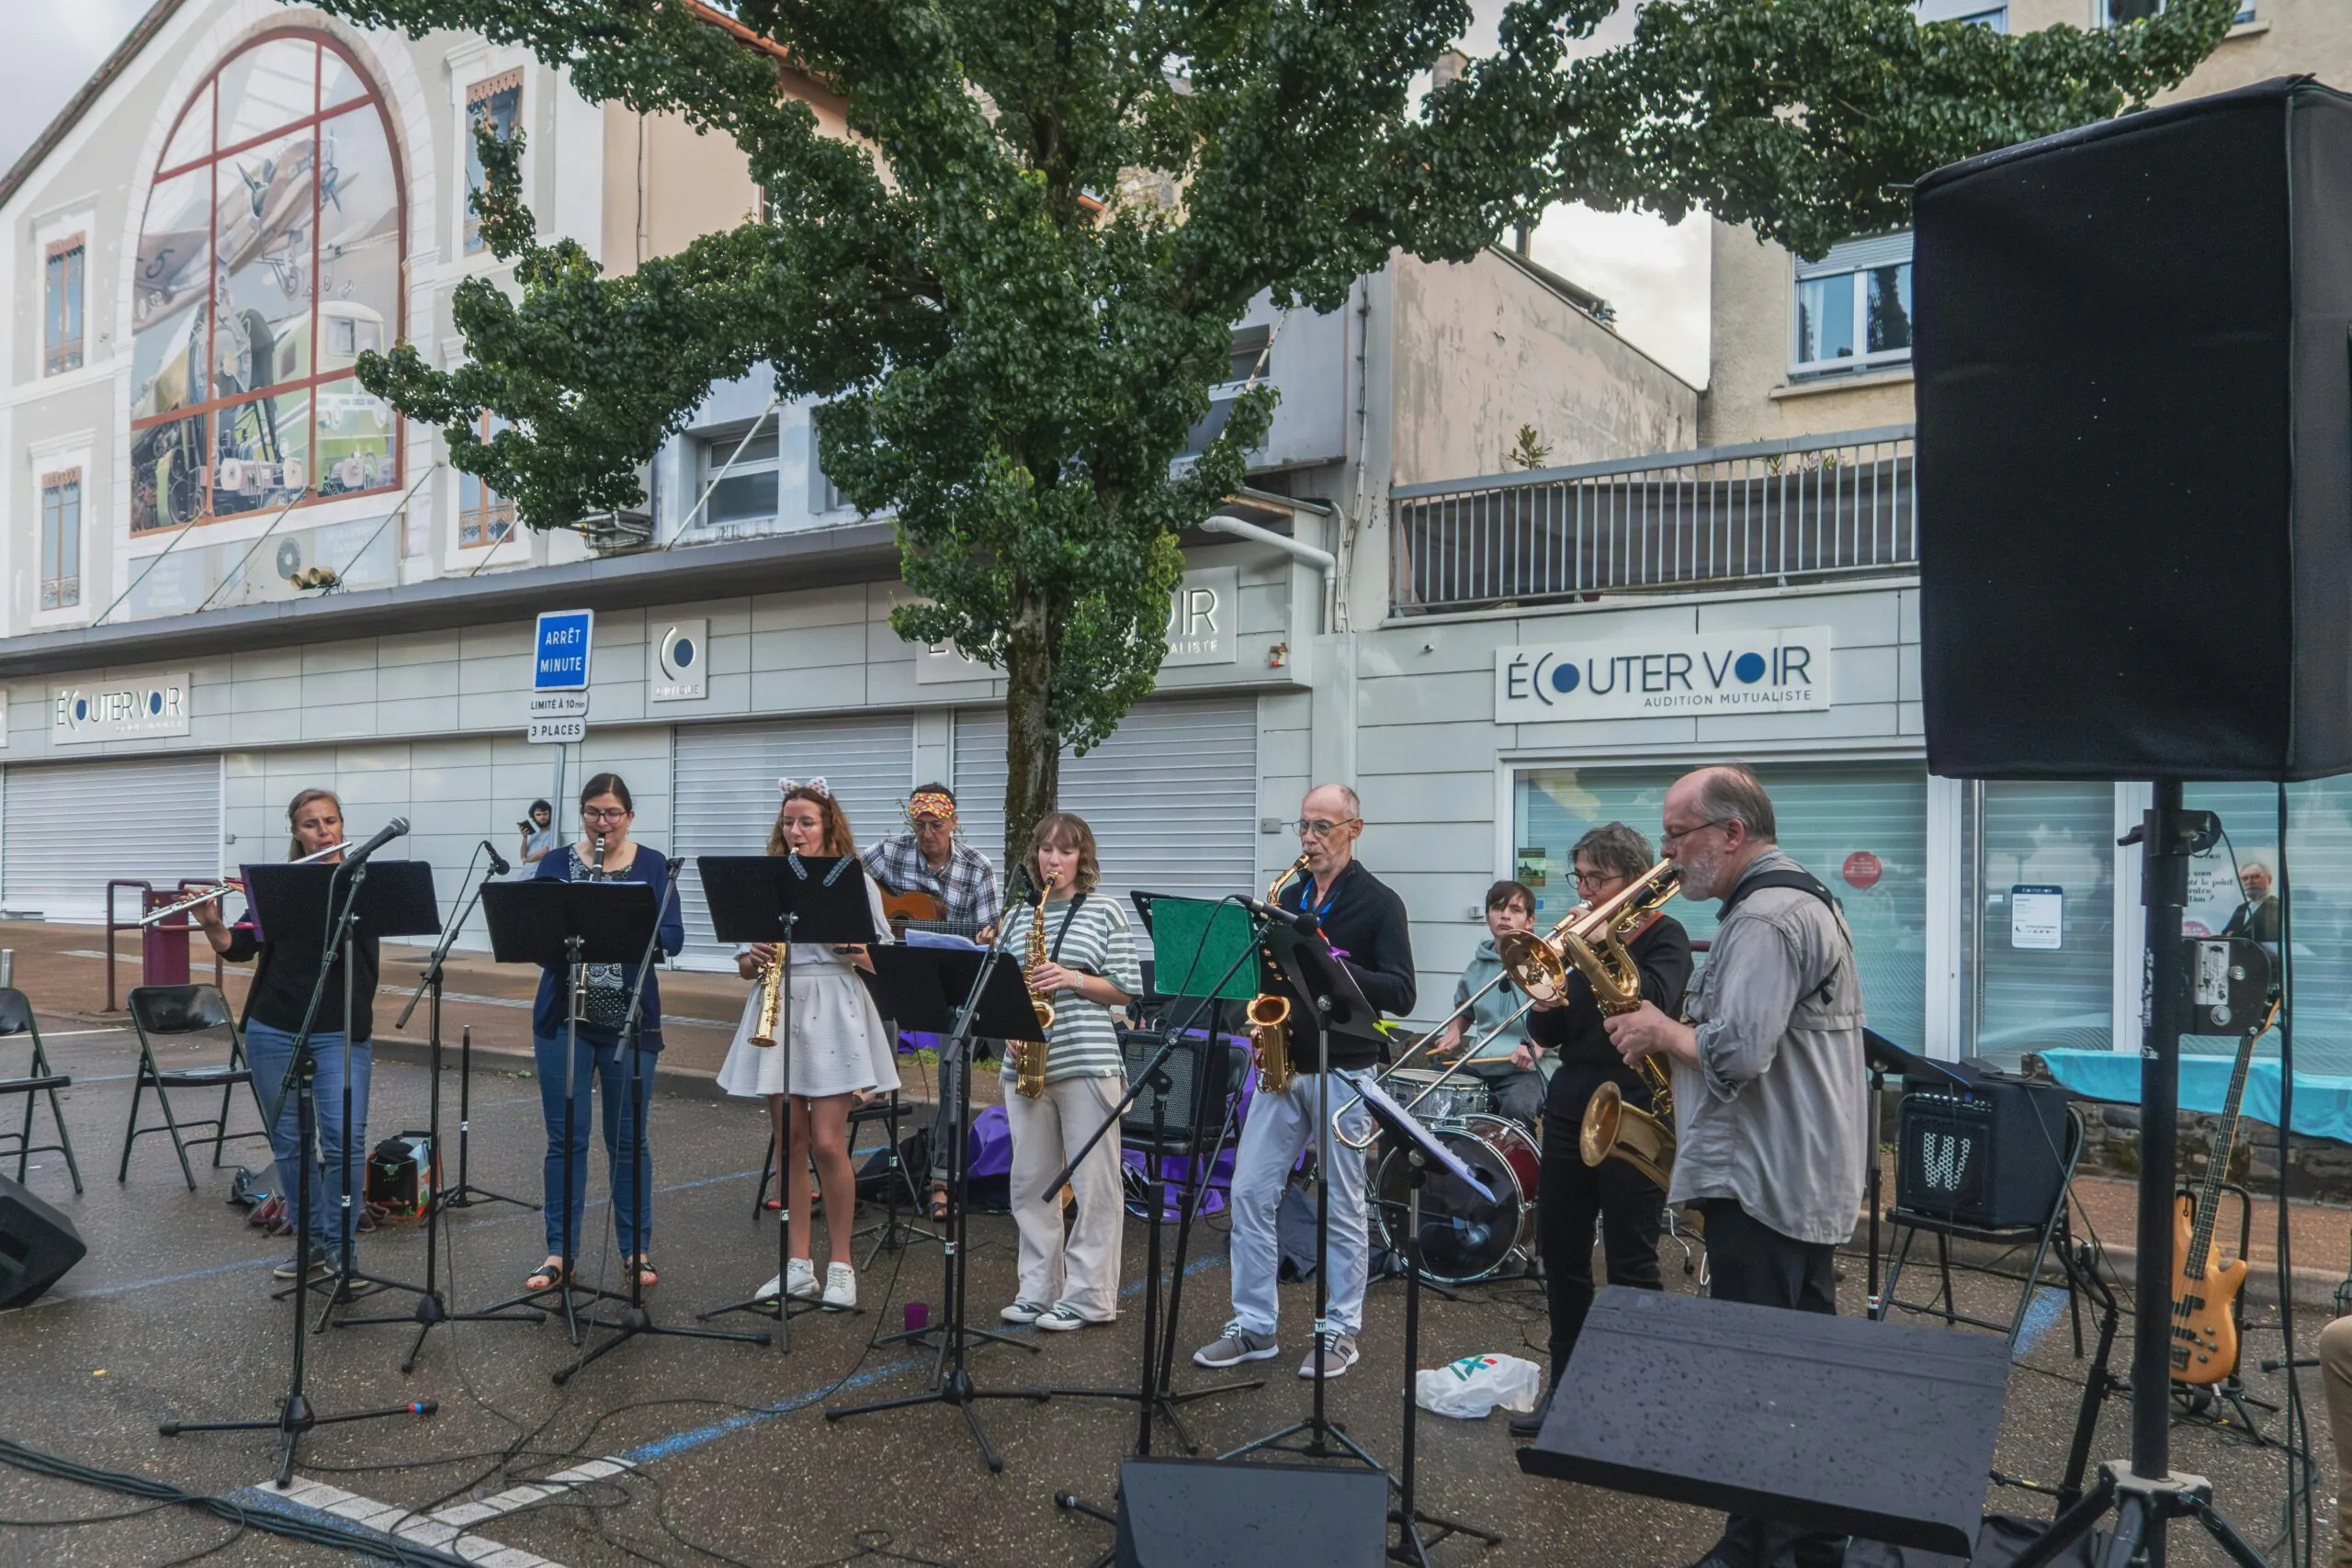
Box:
[534,610,594,690]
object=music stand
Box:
[1860,1029,1968,1312]
[1356,1076,1505,1563]
[1221,914,1392,1479]
[472,876,659,1345]
[694,855,876,1348]
[159,852,438,1484]
[828,940,1052,1472]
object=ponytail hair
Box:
[286,788,343,861]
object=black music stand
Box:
[1861,1029,1969,1313]
[1221,914,1392,1479]
[694,854,876,1349]
[1356,1076,1505,1564]
[253,860,442,1319]
[160,852,437,1485]
[471,877,659,1345]
[828,941,1052,1472]
[1040,894,1269,1461]
[557,858,770,1382]
[356,852,547,1369]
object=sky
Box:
[0,0,1712,388]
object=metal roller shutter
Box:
[672,715,915,958]
[954,696,1258,951]
[5,753,223,922]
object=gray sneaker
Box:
[1298,1330,1360,1380]
[1193,1322,1280,1369]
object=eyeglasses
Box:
[1573,868,1622,890]
[1293,818,1363,840]
[1659,818,1734,850]
[582,807,631,824]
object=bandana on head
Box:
[906,791,956,824]
[779,776,831,798]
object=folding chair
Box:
[848,1090,935,1265]
[1873,1101,2091,1351]
[120,985,265,1190]
[0,988,81,1194]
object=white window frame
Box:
[807,421,846,515]
[2097,0,2254,26]
[25,434,93,630]
[697,423,784,537]
[1790,232,1917,380]
[449,51,530,266]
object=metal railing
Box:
[1390,425,1916,615]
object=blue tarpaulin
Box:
[2037,1049,2352,1145]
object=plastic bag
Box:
[1414,1353,1543,1419]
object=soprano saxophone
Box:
[1245,853,1312,1096]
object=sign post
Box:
[529,610,594,746]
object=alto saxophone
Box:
[1011,875,1056,1099]
[1247,853,1312,1096]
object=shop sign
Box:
[1842,851,1883,890]
[914,567,1242,682]
[650,618,708,703]
[1496,626,1833,723]
[52,672,190,745]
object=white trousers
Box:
[1227,1068,1375,1338]
[1003,1073,1127,1320]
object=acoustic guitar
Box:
[878,887,989,942]
[2168,1027,2260,1385]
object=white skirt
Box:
[716,968,901,1100]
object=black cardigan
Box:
[223,923,381,1043]
[1265,858,1417,1075]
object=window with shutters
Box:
[130,32,404,532]
[464,70,522,256]
[458,410,515,547]
[1792,232,1914,379]
[1962,782,2117,1066]
[39,469,81,610]
[44,238,84,376]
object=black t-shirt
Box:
[223,923,381,1043]
[1263,859,1417,1075]
[1528,914,1692,1135]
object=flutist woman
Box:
[523,773,684,1297]
[997,812,1139,1332]
[715,779,896,1309]
[1512,821,1691,1439]
[193,787,375,1290]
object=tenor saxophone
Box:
[1247,853,1311,1095]
[1011,875,1056,1099]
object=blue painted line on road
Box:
[615,1251,1233,1469]
[2012,1284,2067,1359]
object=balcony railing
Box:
[1390,425,1916,615]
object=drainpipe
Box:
[1200,511,1336,582]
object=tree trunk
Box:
[1001,590,1059,888]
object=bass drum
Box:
[1372,1113,1541,1284]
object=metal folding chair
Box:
[0,988,80,1194]
[120,984,265,1190]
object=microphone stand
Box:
[443,849,534,1214]
[345,845,543,1368]
[559,858,770,1382]
[160,836,433,1485]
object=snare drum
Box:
[1372,1113,1541,1283]
[1383,1066,1491,1126]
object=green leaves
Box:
[320,0,2231,841]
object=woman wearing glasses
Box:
[1510,821,1691,1439]
[522,773,685,1296]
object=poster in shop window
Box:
[2010,885,2063,951]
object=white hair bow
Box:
[778,775,831,798]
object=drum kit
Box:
[1368,1068,1543,1285]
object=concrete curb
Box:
[1852,1224,2349,1312]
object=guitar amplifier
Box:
[1117,1027,1238,1153]
[1894,1068,2071,1231]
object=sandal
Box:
[525,1258,568,1292]
[929,1181,950,1222]
[631,1257,660,1289]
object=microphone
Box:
[1241,895,1318,931]
[483,840,512,877]
[342,817,410,869]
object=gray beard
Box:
[1677,846,1729,902]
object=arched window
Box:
[130,31,405,534]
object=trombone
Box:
[1334,859,1680,1149]
[136,840,348,927]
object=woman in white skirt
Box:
[717,778,898,1308]
[1000,812,1140,1331]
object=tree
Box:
[316,0,2238,871]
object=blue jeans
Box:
[243,1021,371,1253]
[534,1032,656,1260]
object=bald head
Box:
[1298,783,1363,887]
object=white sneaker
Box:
[755,1272,784,1303]
[786,1258,819,1300]
[822,1262,857,1309]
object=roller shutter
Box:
[5,753,223,922]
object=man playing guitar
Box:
[861,784,1004,1216]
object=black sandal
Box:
[525,1258,568,1292]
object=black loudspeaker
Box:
[1114,1457,1388,1568]
[1894,1070,2071,1231]
[1116,1027,1237,1152]
[1914,77,2352,781]
[0,1172,86,1310]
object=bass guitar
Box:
[2168,1024,2262,1386]
[878,887,989,942]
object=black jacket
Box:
[1265,859,1416,1074]
[1527,914,1692,1135]
[223,924,381,1043]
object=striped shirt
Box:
[999,893,1140,1084]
